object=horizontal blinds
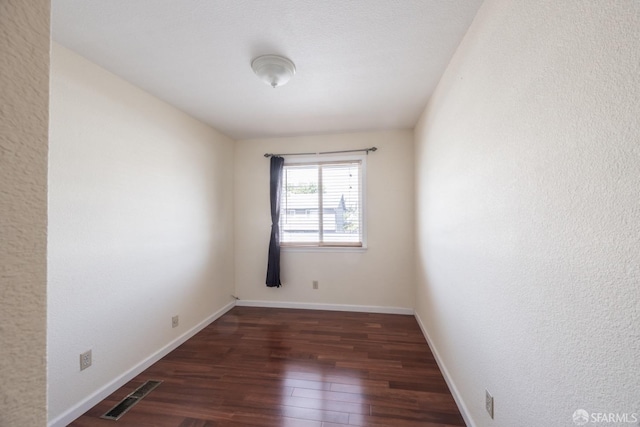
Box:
[280,160,362,246]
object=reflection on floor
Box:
[71,306,465,426]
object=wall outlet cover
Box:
[486,389,494,419]
[80,350,92,371]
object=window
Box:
[280,157,364,247]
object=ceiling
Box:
[52,0,483,140]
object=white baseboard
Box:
[235,299,414,315]
[48,300,236,427]
[413,311,476,427]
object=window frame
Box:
[279,154,367,251]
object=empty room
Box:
[1,1,638,427]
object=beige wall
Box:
[235,131,415,311]
[47,44,235,424]
[0,0,50,425]
[414,1,640,426]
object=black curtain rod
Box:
[264,147,377,158]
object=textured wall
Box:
[235,131,415,310]
[0,0,50,425]
[48,44,235,423]
[414,1,640,426]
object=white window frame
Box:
[280,154,367,252]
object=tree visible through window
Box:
[280,159,363,247]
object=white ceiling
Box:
[52,0,483,140]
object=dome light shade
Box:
[251,55,296,88]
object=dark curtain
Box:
[266,156,284,287]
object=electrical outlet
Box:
[485,389,494,419]
[312,280,319,290]
[80,350,92,371]
[172,315,179,328]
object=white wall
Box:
[0,1,50,425]
[235,131,414,311]
[48,44,235,423]
[414,1,640,426]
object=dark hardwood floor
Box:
[71,306,465,427]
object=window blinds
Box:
[280,160,363,247]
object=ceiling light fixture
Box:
[251,54,296,88]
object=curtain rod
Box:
[264,147,377,158]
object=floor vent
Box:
[100,380,163,421]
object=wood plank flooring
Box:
[71,306,465,427]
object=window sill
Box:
[281,245,368,253]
